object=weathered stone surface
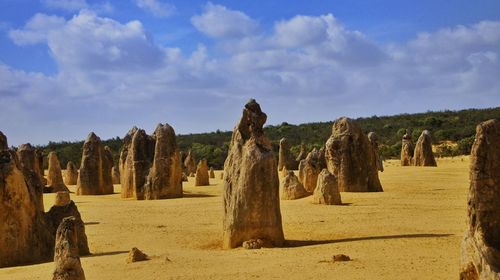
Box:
[77,133,114,195]
[368,132,384,172]
[332,254,351,262]
[46,197,90,256]
[414,130,437,167]
[195,159,209,186]
[401,130,414,166]
[295,143,307,162]
[144,123,183,199]
[35,148,46,184]
[223,99,284,249]
[181,172,188,182]
[52,217,85,280]
[0,147,54,268]
[127,247,149,263]
[281,171,309,200]
[48,152,69,192]
[242,238,272,249]
[325,117,383,192]
[0,131,7,150]
[278,138,298,171]
[298,148,323,193]
[64,162,78,186]
[313,169,342,205]
[183,149,196,175]
[111,166,120,184]
[209,167,215,179]
[17,143,45,212]
[460,119,500,280]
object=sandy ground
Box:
[0,156,470,279]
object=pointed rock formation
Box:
[313,169,342,205]
[0,139,54,268]
[111,166,120,184]
[48,152,69,193]
[35,148,46,184]
[17,143,45,212]
[298,148,323,193]
[295,143,307,162]
[222,99,284,249]
[368,132,384,172]
[325,117,383,192]
[76,133,113,195]
[209,167,215,179]
[0,131,7,150]
[278,138,298,171]
[281,170,309,200]
[183,150,196,175]
[144,123,182,199]
[414,130,437,167]
[64,162,78,186]
[195,159,209,186]
[460,119,500,280]
[52,217,86,280]
[401,130,414,166]
[46,192,90,256]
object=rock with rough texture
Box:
[459,119,500,280]
[298,148,323,193]
[64,162,78,186]
[127,247,149,263]
[295,143,307,162]
[278,138,297,171]
[183,150,196,175]
[209,167,215,179]
[77,133,114,195]
[242,239,272,249]
[181,172,188,182]
[17,143,45,212]
[48,152,69,192]
[401,130,414,166]
[333,254,351,262]
[413,130,437,167]
[0,147,54,268]
[144,123,183,199]
[0,131,6,150]
[222,99,284,249]
[35,148,46,184]
[46,196,90,256]
[325,117,383,192]
[52,217,85,280]
[111,166,120,184]
[368,132,384,172]
[195,159,210,186]
[281,171,309,200]
[313,169,342,205]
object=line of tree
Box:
[34,107,499,169]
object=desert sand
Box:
[0,156,469,279]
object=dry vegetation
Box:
[0,156,469,279]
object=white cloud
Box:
[9,13,65,45]
[41,0,88,11]
[135,0,175,18]
[191,2,258,38]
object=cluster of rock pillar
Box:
[119,124,182,200]
[400,130,437,167]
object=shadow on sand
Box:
[84,250,129,258]
[84,222,100,226]
[182,192,216,198]
[285,233,453,248]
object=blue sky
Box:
[1,0,499,146]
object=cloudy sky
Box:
[1,0,499,146]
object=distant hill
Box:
[38,107,499,169]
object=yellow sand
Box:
[0,156,470,279]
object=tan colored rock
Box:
[183,149,196,175]
[281,171,309,200]
[0,145,54,268]
[48,152,69,192]
[313,169,342,205]
[189,172,195,177]
[219,172,223,179]
[52,217,85,280]
[64,161,78,185]
[144,123,183,199]
[298,148,323,193]
[222,99,284,249]
[127,247,149,263]
[17,143,45,212]
[46,196,90,257]
[195,159,209,186]
[401,130,414,166]
[325,117,383,192]
[209,167,215,179]
[111,166,120,184]
[35,148,46,184]
[414,130,437,167]
[280,166,288,178]
[181,172,188,182]
[77,133,115,195]
[368,132,384,172]
[295,143,307,162]
[278,138,297,171]
[460,119,500,280]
